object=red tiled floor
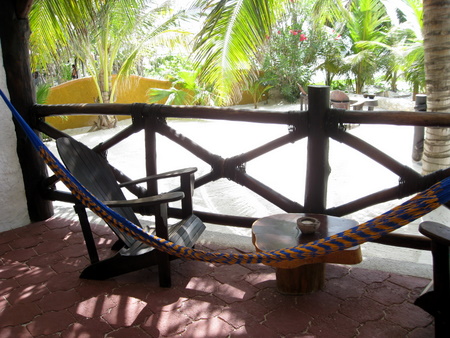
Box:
[0,217,435,337]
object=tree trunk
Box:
[390,71,398,92]
[90,78,117,130]
[422,0,450,175]
[91,115,118,130]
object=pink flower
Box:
[300,34,307,41]
[277,30,281,34]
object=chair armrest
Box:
[419,221,450,246]
[104,192,184,208]
[119,167,197,188]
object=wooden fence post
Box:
[412,94,427,162]
[304,86,331,213]
[0,0,53,221]
[144,105,159,196]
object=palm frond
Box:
[192,0,282,105]
[311,0,351,27]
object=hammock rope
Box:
[2,89,450,265]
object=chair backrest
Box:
[56,137,140,247]
[330,90,350,109]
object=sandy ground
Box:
[47,99,449,278]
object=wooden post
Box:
[144,105,158,196]
[412,95,426,161]
[0,0,53,221]
[304,86,330,213]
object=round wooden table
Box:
[252,213,362,294]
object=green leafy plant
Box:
[35,82,53,141]
[192,0,281,105]
[344,0,391,93]
[312,26,349,86]
[330,79,352,91]
[145,54,193,80]
[261,23,314,102]
[244,79,272,108]
[148,70,216,106]
[36,83,51,104]
[398,0,425,97]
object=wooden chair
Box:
[56,136,205,287]
[414,221,450,337]
[330,90,366,110]
[330,90,363,130]
[330,90,351,109]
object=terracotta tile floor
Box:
[0,217,435,337]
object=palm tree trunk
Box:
[421,0,450,175]
[422,128,450,173]
[91,74,117,130]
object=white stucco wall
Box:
[0,46,31,231]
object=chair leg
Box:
[180,172,194,217]
[417,222,450,338]
[154,203,171,287]
[74,204,99,263]
[432,242,450,337]
[111,239,125,251]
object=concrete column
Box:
[0,49,30,231]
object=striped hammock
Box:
[2,89,450,265]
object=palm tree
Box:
[388,0,425,98]
[343,0,391,93]
[403,42,425,98]
[421,0,450,174]
[30,0,189,129]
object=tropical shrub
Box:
[244,78,272,108]
[36,83,51,104]
[148,70,217,106]
[312,26,349,86]
[145,54,193,80]
[344,0,391,93]
[261,23,314,102]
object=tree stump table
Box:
[252,213,362,294]
[363,98,378,111]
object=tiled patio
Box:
[0,216,435,337]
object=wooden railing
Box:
[34,86,450,250]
